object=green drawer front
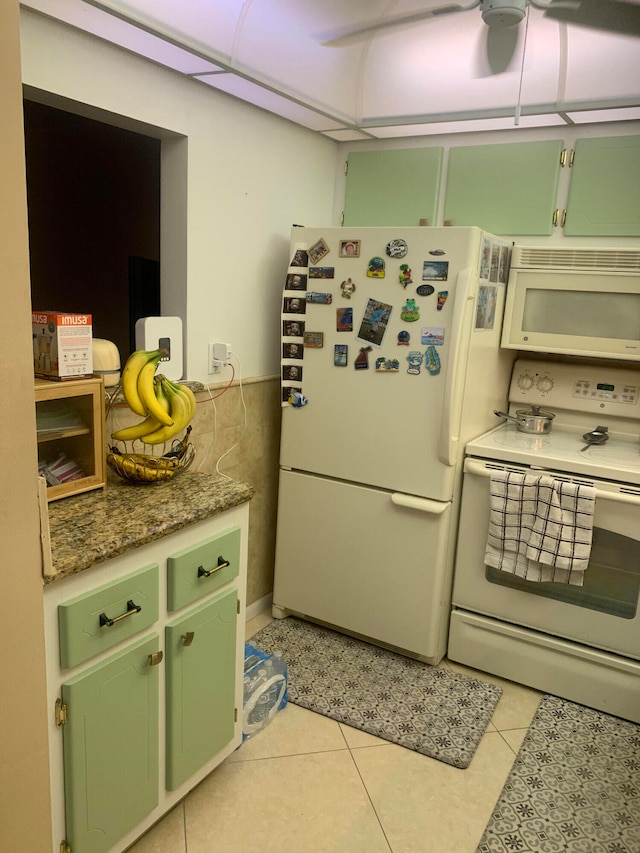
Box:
[62,634,160,853]
[165,588,238,790]
[167,526,240,611]
[58,564,159,669]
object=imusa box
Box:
[32,311,93,380]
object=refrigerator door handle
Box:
[391,493,450,515]
[438,267,476,468]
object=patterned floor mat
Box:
[250,616,502,770]
[477,694,640,852]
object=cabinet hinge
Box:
[60,840,71,853]
[560,148,567,167]
[55,698,68,728]
[344,160,348,175]
[237,599,240,615]
[340,211,345,226]
[568,148,575,167]
[235,707,238,723]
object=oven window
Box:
[485,527,640,618]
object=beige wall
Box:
[0,1,52,848]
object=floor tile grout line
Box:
[345,742,395,853]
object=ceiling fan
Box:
[321,0,640,47]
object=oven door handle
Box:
[464,458,640,506]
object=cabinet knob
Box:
[181,632,195,647]
[148,651,163,667]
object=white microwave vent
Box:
[512,247,640,272]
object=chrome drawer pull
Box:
[99,599,142,628]
[181,631,195,647]
[197,556,230,578]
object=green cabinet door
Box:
[165,588,237,790]
[61,634,160,853]
[444,140,563,235]
[343,148,443,226]
[564,135,640,236]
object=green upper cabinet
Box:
[343,148,443,226]
[443,140,564,235]
[564,135,640,237]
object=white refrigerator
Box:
[273,226,515,664]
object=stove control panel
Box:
[510,359,640,414]
[573,379,638,404]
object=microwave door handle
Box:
[438,267,475,467]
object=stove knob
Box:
[537,375,554,394]
[517,373,535,391]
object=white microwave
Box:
[501,246,640,361]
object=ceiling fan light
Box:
[481,0,527,27]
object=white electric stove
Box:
[449,359,640,723]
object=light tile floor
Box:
[127,611,542,853]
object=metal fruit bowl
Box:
[107,428,195,483]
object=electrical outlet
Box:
[208,341,231,374]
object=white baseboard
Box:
[245,593,272,623]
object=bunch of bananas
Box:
[111,348,197,446]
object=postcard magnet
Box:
[336,307,353,332]
[306,292,332,304]
[303,331,324,348]
[421,327,444,346]
[334,344,348,367]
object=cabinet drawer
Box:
[58,564,159,668]
[167,526,240,611]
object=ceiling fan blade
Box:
[321,2,481,47]
[543,0,640,37]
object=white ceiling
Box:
[21,0,640,139]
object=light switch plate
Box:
[135,316,184,380]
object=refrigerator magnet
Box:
[287,390,308,408]
[309,267,334,279]
[340,278,356,299]
[355,346,372,370]
[422,261,449,281]
[437,291,448,310]
[339,240,360,258]
[285,273,307,291]
[283,319,305,338]
[283,296,306,314]
[289,248,308,268]
[357,298,393,347]
[308,238,330,264]
[306,292,332,304]
[283,364,302,383]
[367,257,385,278]
[283,342,303,359]
[397,330,410,346]
[334,344,348,366]
[425,346,441,375]
[421,327,444,346]
[386,239,408,259]
[375,357,400,372]
[407,351,423,375]
[303,331,323,348]
[336,307,353,332]
[399,264,412,288]
[400,298,420,322]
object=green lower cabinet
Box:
[61,634,160,853]
[165,588,238,790]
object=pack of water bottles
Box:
[242,642,288,740]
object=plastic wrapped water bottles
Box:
[242,645,288,739]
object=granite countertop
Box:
[44,472,254,584]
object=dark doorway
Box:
[23,99,161,364]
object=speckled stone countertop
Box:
[44,472,254,585]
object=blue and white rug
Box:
[251,616,502,769]
[477,694,640,853]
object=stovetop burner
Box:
[467,423,640,487]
